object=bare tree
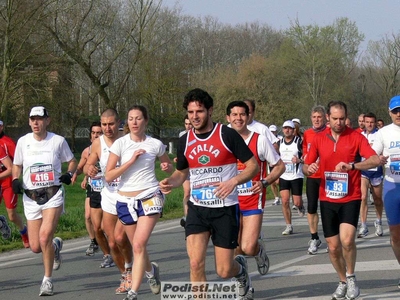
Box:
[44,0,163,109]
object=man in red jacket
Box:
[0,120,29,247]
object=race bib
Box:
[389,154,400,176]
[237,180,253,196]
[325,172,348,199]
[90,177,104,192]
[30,164,54,187]
[141,192,164,215]
[284,161,295,174]
[191,176,223,207]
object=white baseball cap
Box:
[269,125,277,132]
[292,118,301,125]
[29,106,49,117]
[0,120,3,126]
[282,120,295,128]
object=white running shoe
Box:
[273,198,281,205]
[346,275,360,299]
[331,281,347,299]
[374,220,383,237]
[53,237,63,270]
[282,225,293,235]
[307,239,322,255]
[39,279,54,296]
[148,262,161,294]
[357,225,369,238]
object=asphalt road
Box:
[1,198,399,299]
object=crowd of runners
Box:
[0,92,400,300]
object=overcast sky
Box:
[163,0,399,52]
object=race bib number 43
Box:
[325,172,348,199]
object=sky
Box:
[162,0,400,53]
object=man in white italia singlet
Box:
[160,89,259,300]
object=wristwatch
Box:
[261,179,269,188]
[350,163,355,170]
[67,171,74,178]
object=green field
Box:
[0,153,276,252]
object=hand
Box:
[159,178,173,194]
[59,172,72,185]
[12,179,23,194]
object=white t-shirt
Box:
[245,132,280,166]
[247,120,279,145]
[14,132,74,189]
[372,123,400,183]
[109,134,166,192]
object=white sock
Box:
[43,276,52,283]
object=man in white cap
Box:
[277,120,305,235]
[12,106,77,296]
[372,95,400,289]
[0,119,29,247]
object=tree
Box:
[284,18,364,107]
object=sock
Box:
[346,272,355,278]
[43,276,52,283]
[361,222,367,227]
[311,233,319,240]
[376,219,382,224]
[145,265,155,278]
[20,226,27,235]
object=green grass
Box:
[0,153,277,252]
[0,154,184,252]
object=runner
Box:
[84,108,133,295]
[278,120,305,235]
[358,112,384,238]
[269,124,282,205]
[302,105,327,254]
[160,89,258,300]
[226,101,284,282]
[71,121,102,255]
[11,106,77,296]
[303,101,380,300]
[0,120,29,247]
[106,105,173,300]
[371,95,400,288]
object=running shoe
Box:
[282,225,293,235]
[123,290,137,300]
[234,255,250,297]
[398,279,400,289]
[346,275,360,299]
[255,238,269,275]
[0,215,11,239]
[292,205,298,210]
[39,279,54,296]
[86,239,98,256]
[297,205,306,217]
[21,232,30,248]
[100,254,115,268]
[239,286,254,300]
[273,198,281,205]
[331,281,347,300]
[357,225,369,238]
[53,237,63,270]
[374,220,383,237]
[148,262,161,294]
[116,271,129,294]
[307,239,322,255]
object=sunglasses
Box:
[390,107,400,114]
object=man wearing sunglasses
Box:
[372,95,400,289]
